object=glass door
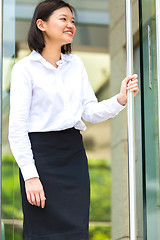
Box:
[139,0,160,239]
[2,0,15,239]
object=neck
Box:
[41,42,62,67]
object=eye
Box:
[60,18,66,21]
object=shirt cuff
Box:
[20,163,39,181]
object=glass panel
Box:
[139,0,160,239]
[2,0,15,239]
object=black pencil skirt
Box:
[19,127,90,240]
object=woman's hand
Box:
[117,74,139,106]
[25,177,46,208]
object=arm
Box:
[8,64,46,208]
[81,61,127,124]
[8,65,39,181]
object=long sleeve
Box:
[81,60,126,124]
[8,64,39,181]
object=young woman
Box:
[8,0,139,239]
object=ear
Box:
[36,19,46,32]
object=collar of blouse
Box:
[29,50,73,70]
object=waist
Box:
[27,119,87,132]
[28,127,82,147]
[28,127,79,135]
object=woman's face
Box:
[37,7,76,46]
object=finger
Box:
[127,83,138,90]
[131,74,138,79]
[35,193,41,207]
[127,80,138,88]
[40,191,46,208]
[123,75,133,83]
[124,74,138,84]
[30,193,36,206]
[134,89,139,96]
[128,79,138,86]
[26,192,33,205]
[128,87,139,93]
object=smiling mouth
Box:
[64,32,73,36]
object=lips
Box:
[64,30,73,36]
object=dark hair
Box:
[27,0,76,54]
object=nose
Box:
[67,21,75,28]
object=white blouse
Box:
[8,50,126,181]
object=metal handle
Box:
[125,1,137,240]
[155,0,160,168]
[148,25,152,90]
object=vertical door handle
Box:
[155,0,160,166]
[125,1,137,240]
[148,25,152,90]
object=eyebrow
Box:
[59,14,75,20]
